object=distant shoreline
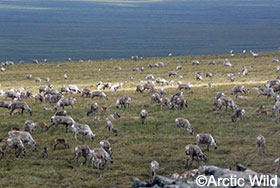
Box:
[4,49,279,65]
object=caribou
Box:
[87,102,98,116]
[99,140,113,157]
[74,145,90,166]
[231,108,245,122]
[53,139,70,150]
[90,91,108,100]
[150,161,159,181]
[256,135,265,154]
[88,147,113,169]
[8,130,37,150]
[10,102,32,116]
[49,116,75,133]
[185,145,207,169]
[105,119,118,136]
[0,100,12,109]
[71,123,95,142]
[177,83,192,91]
[81,88,92,97]
[196,133,217,151]
[140,109,148,124]
[55,97,76,110]
[175,118,193,134]
[5,137,26,157]
[115,96,131,108]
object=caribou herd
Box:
[0,53,280,181]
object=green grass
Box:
[0,52,280,187]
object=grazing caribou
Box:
[177,83,192,91]
[192,60,200,65]
[71,123,95,142]
[208,61,216,65]
[213,92,225,109]
[55,97,76,110]
[217,96,237,112]
[115,96,131,108]
[53,139,70,150]
[54,110,67,116]
[159,97,170,109]
[151,93,161,103]
[10,102,32,116]
[265,80,280,88]
[170,94,188,110]
[81,88,92,97]
[136,85,144,93]
[5,90,20,100]
[185,145,207,169]
[231,108,245,122]
[49,116,75,133]
[24,120,36,134]
[256,87,275,98]
[90,91,108,100]
[224,59,233,67]
[74,145,90,166]
[88,147,113,169]
[35,93,45,103]
[196,133,217,151]
[87,102,98,116]
[8,130,37,151]
[231,85,248,95]
[0,100,12,109]
[99,140,113,157]
[206,72,213,78]
[106,112,121,121]
[26,74,32,79]
[5,137,26,157]
[175,118,193,134]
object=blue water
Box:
[0,0,279,62]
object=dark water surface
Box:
[0,0,279,62]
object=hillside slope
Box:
[0,52,279,187]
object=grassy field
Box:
[0,52,280,187]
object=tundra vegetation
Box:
[0,52,280,187]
